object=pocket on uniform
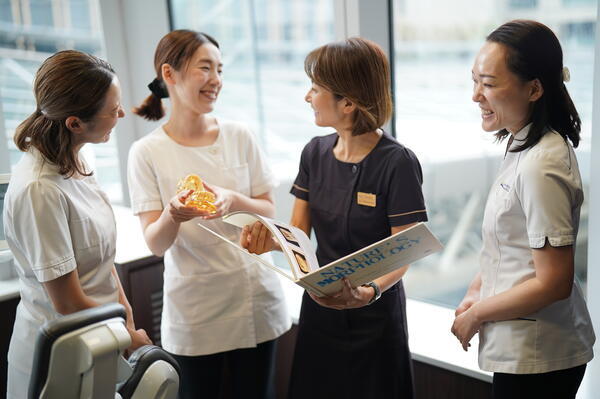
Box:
[163,271,250,326]
[224,163,251,197]
[482,319,537,363]
[69,217,101,249]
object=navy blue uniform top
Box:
[290,131,428,265]
[287,131,428,399]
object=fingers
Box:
[247,221,270,254]
[240,225,250,248]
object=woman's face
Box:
[171,43,223,114]
[472,41,537,134]
[304,82,344,128]
[81,77,124,144]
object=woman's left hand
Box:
[202,182,236,219]
[308,278,373,310]
[451,304,482,351]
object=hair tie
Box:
[562,66,570,83]
[148,78,169,99]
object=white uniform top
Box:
[478,124,595,374]
[127,120,290,356]
[3,149,119,397]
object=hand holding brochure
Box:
[197,212,443,297]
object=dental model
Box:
[176,174,217,214]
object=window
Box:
[0,0,123,202]
[169,0,335,182]
[393,0,597,308]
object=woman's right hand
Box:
[126,327,152,357]
[455,287,481,317]
[167,189,214,224]
[240,221,278,254]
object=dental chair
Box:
[28,303,180,399]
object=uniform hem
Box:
[132,200,163,215]
[529,233,575,248]
[479,349,593,374]
[33,256,77,282]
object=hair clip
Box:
[562,66,570,83]
[148,78,169,99]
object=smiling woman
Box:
[3,50,149,399]
[128,29,290,399]
[453,20,595,399]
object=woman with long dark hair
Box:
[452,20,595,398]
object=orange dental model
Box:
[176,174,217,214]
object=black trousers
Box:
[170,339,277,399]
[493,364,586,399]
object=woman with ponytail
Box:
[242,37,427,398]
[3,50,151,398]
[452,20,595,398]
[127,30,289,399]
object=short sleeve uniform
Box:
[478,125,595,374]
[127,120,290,356]
[3,149,119,398]
[288,132,427,398]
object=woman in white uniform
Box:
[451,20,595,398]
[128,30,290,399]
[3,50,151,399]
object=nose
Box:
[210,69,222,86]
[304,90,311,103]
[118,105,125,118]
[472,82,483,103]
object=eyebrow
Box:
[197,58,223,68]
[472,71,496,79]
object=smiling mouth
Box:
[201,90,218,100]
[481,109,494,118]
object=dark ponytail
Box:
[487,20,580,150]
[134,30,220,121]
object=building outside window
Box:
[0,0,123,202]
[169,0,335,182]
[393,0,597,307]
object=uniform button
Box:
[352,165,358,173]
[209,148,219,155]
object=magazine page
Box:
[299,223,443,296]
[222,212,320,279]
[196,221,297,281]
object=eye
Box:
[200,66,210,71]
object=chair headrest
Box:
[28,303,126,399]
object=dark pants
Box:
[493,364,586,399]
[170,339,277,399]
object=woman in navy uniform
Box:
[242,37,427,398]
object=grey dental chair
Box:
[28,303,180,399]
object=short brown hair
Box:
[134,30,220,121]
[304,37,393,136]
[13,50,116,178]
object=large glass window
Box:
[0,0,123,202]
[170,0,335,181]
[394,0,598,307]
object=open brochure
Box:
[197,211,443,297]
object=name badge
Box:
[357,192,376,207]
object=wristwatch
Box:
[362,281,381,305]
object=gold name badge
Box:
[357,192,376,207]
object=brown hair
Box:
[304,37,393,136]
[14,50,116,178]
[134,30,220,121]
[487,20,580,150]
